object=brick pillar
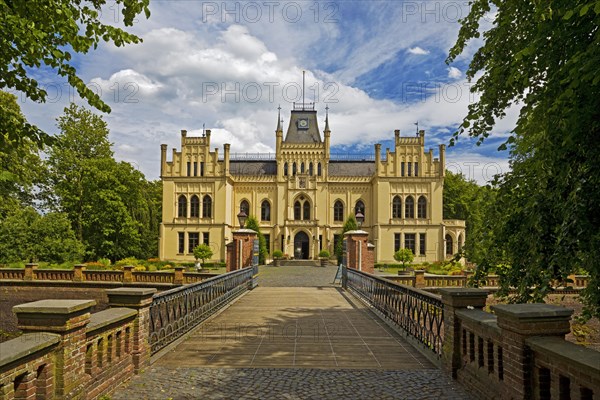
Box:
[344,230,373,274]
[439,288,488,378]
[227,229,257,272]
[23,263,38,281]
[492,304,573,400]
[73,264,86,282]
[13,299,96,399]
[174,266,185,285]
[226,242,235,272]
[106,288,157,373]
[414,270,426,288]
[123,265,134,283]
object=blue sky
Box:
[15,0,514,184]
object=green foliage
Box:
[115,257,141,267]
[335,215,358,263]
[448,0,600,317]
[318,250,330,258]
[193,244,213,264]
[0,0,150,152]
[272,250,283,258]
[244,215,267,265]
[393,249,414,270]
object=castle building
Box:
[159,104,465,264]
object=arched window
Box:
[303,201,310,220]
[284,163,288,176]
[300,162,305,174]
[334,200,344,222]
[392,196,402,218]
[240,200,249,215]
[458,234,463,251]
[202,195,212,218]
[261,200,271,221]
[405,196,415,218]
[355,200,365,216]
[294,201,301,220]
[309,162,313,176]
[293,162,297,175]
[446,234,453,255]
[178,195,187,218]
[190,195,200,217]
[317,162,322,176]
[417,196,427,219]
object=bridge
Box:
[1,264,598,399]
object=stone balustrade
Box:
[0,289,156,400]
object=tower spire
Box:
[276,105,282,132]
[324,105,330,132]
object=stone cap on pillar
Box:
[13,299,96,332]
[106,287,157,309]
[344,230,368,236]
[438,288,488,308]
[233,229,258,234]
[492,303,573,336]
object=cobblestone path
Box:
[112,265,473,399]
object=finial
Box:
[324,106,330,132]
[276,105,282,132]
[414,121,419,136]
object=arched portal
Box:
[293,231,310,260]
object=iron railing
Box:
[149,265,258,354]
[345,267,444,357]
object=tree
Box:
[193,244,213,268]
[244,215,267,264]
[0,0,150,151]
[335,215,358,264]
[448,1,600,317]
[394,249,414,270]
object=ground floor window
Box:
[188,232,199,253]
[203,232,210,246]
[178,232,185,254]
[419,233,426,255]
[394,233,401,252]
[405,233,416,255]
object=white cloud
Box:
[447,67,462,79]
[407,47,430,55]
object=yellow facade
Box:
[159,105,465,264]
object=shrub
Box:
[85,261,106,270]
[393,249,414,270]
[272,250,283,258]
[318,250,330,258]
[193,244,213,265]
[115,257,140,267]
[98,258,111,267]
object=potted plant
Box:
[193,244,213,272]
[272,250,283,267]
[393,248,414,275]
[318,250,330,267]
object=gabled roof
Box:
[284,110,322,143]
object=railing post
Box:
[492,304,573,400]
[106,288,157,373]
[414,270,425,288]
[73,264,86,282]
[123,265,134,283]
[342,265,347,289]
[439,288,488,378]
[23,263,38,281]
[174,266,185,285]
[13,299,95,399]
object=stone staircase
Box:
[277,259,321,267]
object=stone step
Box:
[277,260,320,267]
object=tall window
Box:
[419,233,426,255]
[190,195,200,217]
[186,161,191,176]
[394,233,401,252]
[202,195,212,218]
[203,232,210,246]
[417,196,427,219]
[414,162,419,177]
[309,162,313,176]
[200,162,205,177]
[303,201,310,220]
[405,233,416,255]
[178,232,185,254]
[240,200,249,215]
[178,195,187,218]
[188,232,199,253]
[193,162,198,176]
[405,196,415,218]
[300,162,305,173]
[445,234,453,256]
[284,163,288,176]
[261,200,271,221]
[401,162,405,177]
[264,234,271,254]
[355,200,365,216]
[407,162,412,177]
[334,200,344,222]
[294,201,301,220]
[317,162,322,176]
[293,162,297,175]
[392,196,402,218]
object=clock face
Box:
[297,118,309,129]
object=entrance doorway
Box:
[293,232,310,259]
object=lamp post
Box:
[237,210,247,229]
[355,210,364,228]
